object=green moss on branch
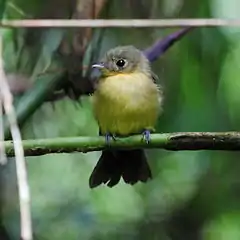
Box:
[4,132,240,157]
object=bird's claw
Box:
[142,130,151,144]
[105,132,116,144]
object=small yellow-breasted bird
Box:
[89,45,163,188]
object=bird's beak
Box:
[92,63,105,69]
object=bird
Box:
[89,45,163,188]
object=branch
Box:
[1,19,240,28]
[0,35,32,240]
[4,132,240,157]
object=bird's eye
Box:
[116,59,126,68]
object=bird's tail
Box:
[89,149,152,188]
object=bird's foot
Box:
[142,130,151,144]
[105,132,116,144]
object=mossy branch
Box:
[4,132,240,157]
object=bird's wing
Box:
[151,71,163,96]
[151,71,159,84]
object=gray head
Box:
[92,45,151,77]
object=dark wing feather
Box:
[151,71,159,84]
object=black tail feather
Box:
[89,149,152,188]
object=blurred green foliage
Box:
[0,0,240,239]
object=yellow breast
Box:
[92,72,162,135]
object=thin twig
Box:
[3,132,240,157]
[0,34,32,240]
[1,19,240,28]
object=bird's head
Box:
[92,45,151,77]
